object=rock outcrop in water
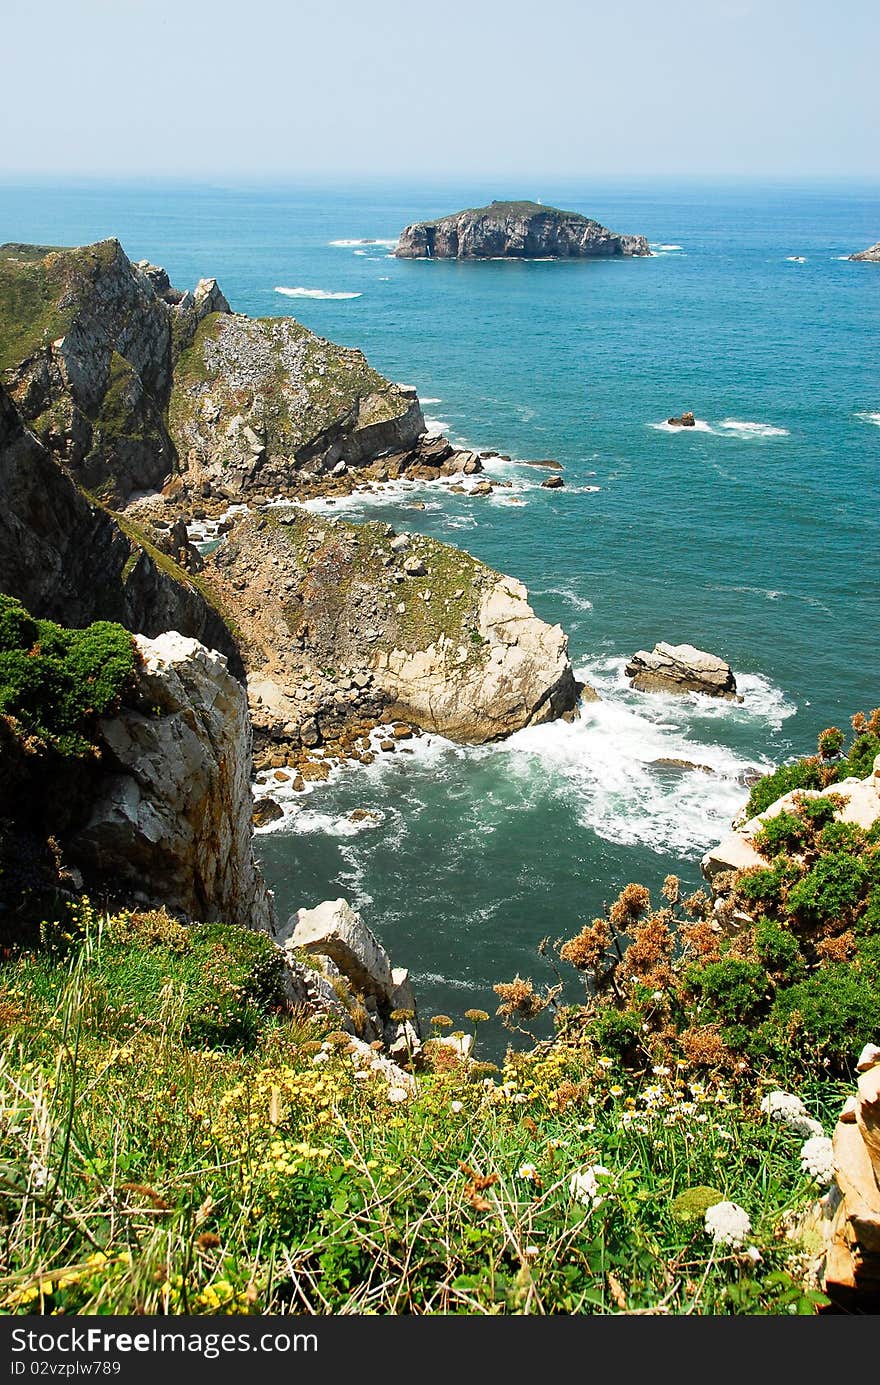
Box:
[625,642,740,701]
[395,200,651,260]
[849,242,880,262]
[205,509,587,746]
[0,239,425,505]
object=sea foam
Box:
[274,286,362,300]
[717,419,790,438]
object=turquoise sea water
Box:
[3,179,879,1049]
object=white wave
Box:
[414,970,478,992]
[424,416,450,436]
[568,484,602,494]
[650,243,683,251]
[856,411,880,427]
[785,255,807,263]
[274,286,362,300]
[353,249,367,256]
[420,397,442,405]
[254,661,793,860]
[717,419,790,438]
[329,237,398,248]
[539,585,594,612]
[648,418,715,434]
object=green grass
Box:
[0,241,117,375]
[0,902,836,1315]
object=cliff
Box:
[395,200,651,260]
[0,384,242,673]
[850,242,880,262]
[0,240,425,505]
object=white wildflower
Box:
[704,1201,752,1248]
[387,1086,409,1104]
[450,1100,463,1114]
[518,1162,540,1183]
[800,1135,834,1184]
[524,1245,540,1260]
[759,1089,823,1138]
[311,1051,329,1066]
[744,1245,763,1264]
[569,1164,611,1210]
[652,1065,671,1076]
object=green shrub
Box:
[818,821,865,855]
[746,758,824,818]
[686,958,769,1026]
[753,811,806,859]
[846,731,880,779]
[588,1008,643,1062]
[762,963,880,1073]
[796,796,838,830]
[0,595,135,757]
[737,857,799,913]
[785,852,868,927]
[754,919,805,982]
[0,595,38,653]
[190,923,289,1013]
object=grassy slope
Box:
[0,898,838,1316]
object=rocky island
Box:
[395,200,651,260]
[849,241,880,262]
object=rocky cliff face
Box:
[1,240,425,505]
[204,509,584,744]
[395,200,651,260]
[850,242,880,262]
[72,632,276,932]
[169,315,425,497]
[0,385,242,672]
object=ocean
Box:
[3,177,879,1050]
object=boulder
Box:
[541,475,564,489]
[849,242,880,263]
[283,897,395,1003]
[667,411,696,427]
[625,642,740,700]
[375,573,584,742]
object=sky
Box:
[2,0,878,181]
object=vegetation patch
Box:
[0,593,135,757]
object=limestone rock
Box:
[71,632,275,932]
[395,201,651,260]
[284,898,395,1003]
[625,642,740,700]
[375,572,582,742]
[849,242,880,262]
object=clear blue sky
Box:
[3,0,877,180]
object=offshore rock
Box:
[396,200,651,260]
[625,642,740,700]
[849,242,880,262]
[72,632,276,932]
